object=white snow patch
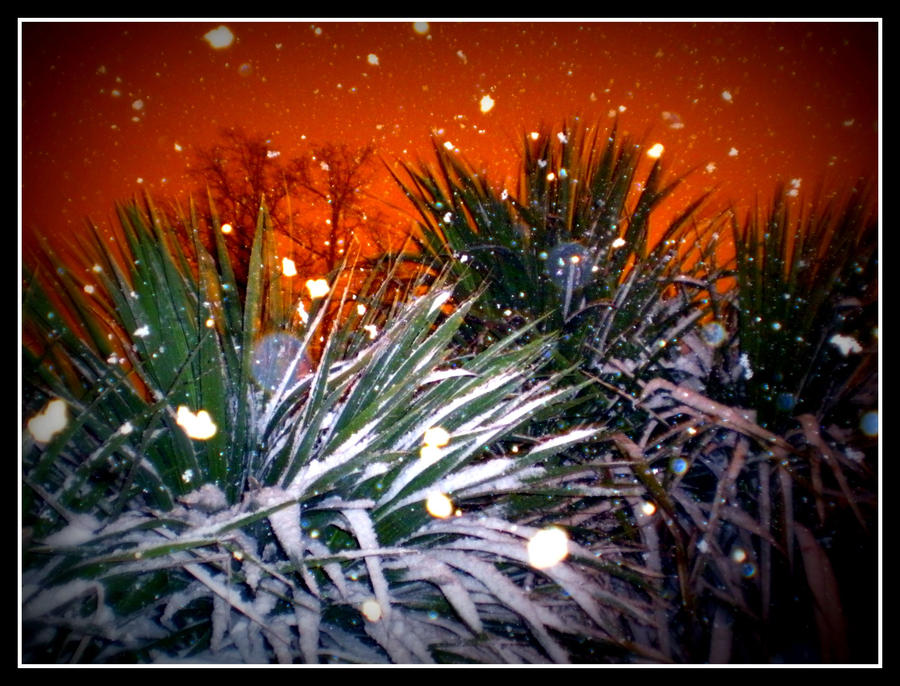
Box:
[42,514,101,547]
[739,352,753,379]
[830,333,862,356]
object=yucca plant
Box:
[23,195,685,663]
[728,182,877,432]
[581,181,878,663]
[391,118,728,434]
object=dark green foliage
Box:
[392,119,728,437]
[21,122,877,664]
[729,182,877,431]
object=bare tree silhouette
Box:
[187,129,402,293]
[287,142,397,273]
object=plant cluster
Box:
[22,119,877,664]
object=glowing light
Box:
[527,526,569,569]
[546,172,556,181]
[639,501,657,517]
[221,223,233,234]
[721,90,733,102]
[27,398,68,444]
[479,94,495,113]
[205,317,215,328]
[174,142,182,152]
[443,140,455,151]
[176,405,217,440]
[730,546,747,563]
[367,53,379,66]
[426,492,454,518]
[282,257,297,277]
[357,303,367,315]
[361,599,383,622]
[611,237,626,249]
[529,131,540,141]
[204,25,234,49]
[423,426,450,447]
[306,278,329,299]
[83,284,95,294]
[647,142,664,159]
[412,22,429,35]
[363,324,378,340]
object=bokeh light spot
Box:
[860,410,877,436]
[176,405,217,440]
[203,25,234,49]
[647,142,664,158]
[27,397,68,444]
[527,526,569,569]
[360,598,383,622]
[426,491,454,518]
[306,278,329,298]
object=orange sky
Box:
[21,20,879,261]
